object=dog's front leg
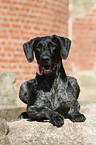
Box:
[27,105,64,127]
[68,101,86,122]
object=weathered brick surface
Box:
[0,0,69,89]
[72,9,96,70]
[71,1,96,72]
[1,0,96,103]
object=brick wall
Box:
[0,0,69,89]
[72,9,96,70]
[71,0,96,72]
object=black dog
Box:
[19,35,86,127]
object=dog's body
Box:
[19,35,86,127]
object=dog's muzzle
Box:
[38,55,56,76]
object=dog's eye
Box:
[49,42,56,47]
[38,43,43,49]
[50,46,54,49]
[50,45,56,49]
[36,47,40,50]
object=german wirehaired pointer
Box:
[19,35,86,127]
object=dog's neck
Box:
[56,60,67,81]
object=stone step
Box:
[0,106,26,121]
[6,102,96,145]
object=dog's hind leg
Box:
[19,82,29,104]
[19,80,34,119]
[67,76,80,99]
[18,112,29,119]
[19,80,33,104]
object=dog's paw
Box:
[18,112,29,119]
[49,112,64,127]
[70,113,86,122]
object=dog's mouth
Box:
[37,64,56,76]
[43,64,52,74]
[43,64,51,70]
[43,63,57,76]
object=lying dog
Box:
[19,35,86,127]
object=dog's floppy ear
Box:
[23,38,38,63]
[52,35,71,60]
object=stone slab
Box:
[7,102,96,145]
[0,118,10,145]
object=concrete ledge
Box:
[7,102,96,145]
[0,106,26,121]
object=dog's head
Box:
[23,35,71,76]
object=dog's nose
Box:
[41,56,49,63]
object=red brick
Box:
[11,36,21,40]
[12,24,21,29]
[14,53,24,57]
[9,29,19,34]
[1,23,10,27]
[0,53,5,57]
[0,0,68,93]
[72,8,96,71]
[0,35,8,39]
[1,41,6,45]
[4,47,14,51]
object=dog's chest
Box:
[34,77,69,110]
